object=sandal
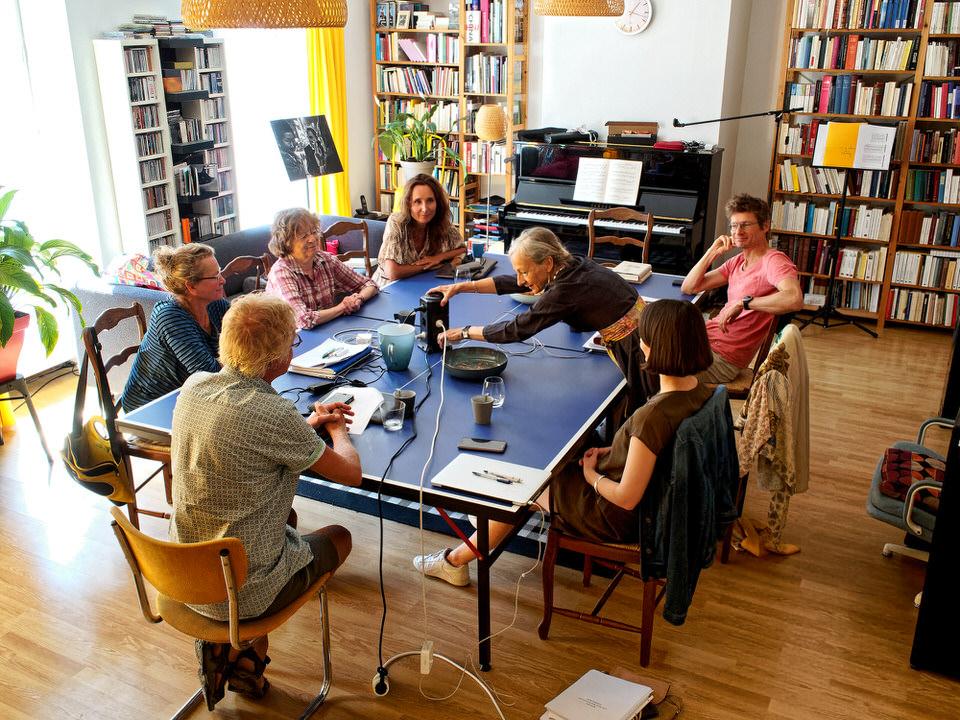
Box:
[195,640,232,711]
[227,647,271,700]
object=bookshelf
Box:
[94,38,181,255]
[370,1,528,245]
[94,36,240,253]
[771,0,960,331]
[158,37,239,243]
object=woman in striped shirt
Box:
[120,244,229,412]
[265,208,378,329]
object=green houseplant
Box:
[376,100,462,183]
[0,188,99,364]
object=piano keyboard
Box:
[513,211,684,236]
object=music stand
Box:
[797,122,896,338]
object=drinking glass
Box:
[482,377,505,408]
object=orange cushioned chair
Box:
[110,506,341,719]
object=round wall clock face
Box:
[616,0,653,36]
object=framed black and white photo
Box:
[396,10,412,28]
[270,114,343,182]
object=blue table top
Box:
[118,256,694,517]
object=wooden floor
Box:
[1,323,957,719]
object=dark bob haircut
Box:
[637,299,712,376]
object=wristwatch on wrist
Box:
[461,325,472,340]
[741,295,753,310]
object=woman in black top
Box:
[433,226,654,410]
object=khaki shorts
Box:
[696,351,743,384]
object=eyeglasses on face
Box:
[728,222,758,232]
[198,271,223,281]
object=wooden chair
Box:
[109,506,340,719]
[326,219,373,276]
[586,207,653,265]
[221,253,273,293]
[82,304,171,529]
[539,387,739,667]
[538,530,665,666]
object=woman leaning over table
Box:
[120,243,228,412]
[415,299,715,586]
[371,173,466,287]
[265,208,378,329]
[433,226,655,412]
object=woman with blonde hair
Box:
[372,173,466,286]
[265,208,377,328]
[120,243,228,412]
[431,226,654,411]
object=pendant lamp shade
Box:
[475,104,507,142]
[533,0,624,16]
[181,0,348,28]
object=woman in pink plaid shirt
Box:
[265,208,378,329]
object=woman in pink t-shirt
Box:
[681,194,803,383]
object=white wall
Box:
[538,1,734,144]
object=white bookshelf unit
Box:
[94,37,181,254]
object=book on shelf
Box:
[573,158,643,206]
[541,669,653,720]
[289,339,373,379]
[611,260,653,284]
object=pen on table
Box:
[320,348,342,360]
[472,470,521,484]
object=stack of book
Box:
[611,260,653,284]
[541,670,653,720]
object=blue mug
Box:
[378,323,416,371]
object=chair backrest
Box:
[326,219,372,276]
[221,253,273,294]
[81,304,148,450]
[587,207,652,265]
[110,506,247,606]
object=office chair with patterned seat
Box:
[109,506,342,719]
[81,304,172,528]
[538,386,740,666]
[586,207,652,266]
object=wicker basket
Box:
[182,0,348,28]
[533,0,624,16]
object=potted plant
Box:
[376,100,462,188]
[1,188,99,380]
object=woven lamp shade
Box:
[181,0,348,28]
[475,104,507,142]
[533,0,624,16]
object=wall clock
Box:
[616,0,653,36]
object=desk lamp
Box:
[474,104,507,255]
[182,0,348,27]
[534,0,624,16]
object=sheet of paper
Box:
[334,386,381,436]
[430,454,550,505]
[813,122,895,170]
[573,157,609,203]
[602,159,643,205]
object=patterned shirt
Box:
[120,297,229,412]
[371,214,465,287]
[170,367,326,620]
[265,252,375,329]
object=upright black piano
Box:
[500,141,723,274]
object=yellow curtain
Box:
[306,28,350,215]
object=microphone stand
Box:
[673,107,804,127]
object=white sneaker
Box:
[413,548,469,587]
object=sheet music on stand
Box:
[573,157,643,206]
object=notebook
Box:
[544,669,653,720]
[289,339,373,378]
[430,454,549,505]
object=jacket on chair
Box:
[638,386,740,625]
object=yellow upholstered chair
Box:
[109,506,340,719]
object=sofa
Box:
[71,214,387,386]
